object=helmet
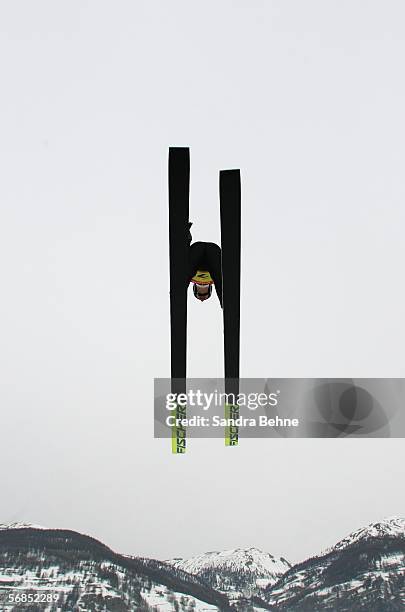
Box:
[193,283,213,300]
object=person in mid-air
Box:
[187,222,223,307]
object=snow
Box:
[1,518,403,611]
[327,516,405,553]
[264,520,405,611]
[141,584,219,611]
[0,551,224,612]
[0,522,47,531]
[168,547,290,581]
[379,553,405,568]
[166,547,290,606]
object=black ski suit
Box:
[188,241,223,307]
[184,223,221,306]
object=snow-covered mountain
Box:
[328,516,405,553]
[262,517,405,611]
[0,525,231,611]
[0,522,46,530]
[168,547,290,605]
[0,518,403,611]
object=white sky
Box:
[0,0,404,564]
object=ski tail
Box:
[168,148,190,453]
[220,169,241,446]
[171,402,187,454]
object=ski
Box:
[219,169,241,446]
[168,147,190,453]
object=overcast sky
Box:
[0,0,404,564]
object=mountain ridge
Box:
[167,546,290,605]
[262,516,405,611]
[0,516,403,610]
[0,526,231,611]
[325,516,405,554]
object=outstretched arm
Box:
[205,243,223,308]
[187,241,203,285]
